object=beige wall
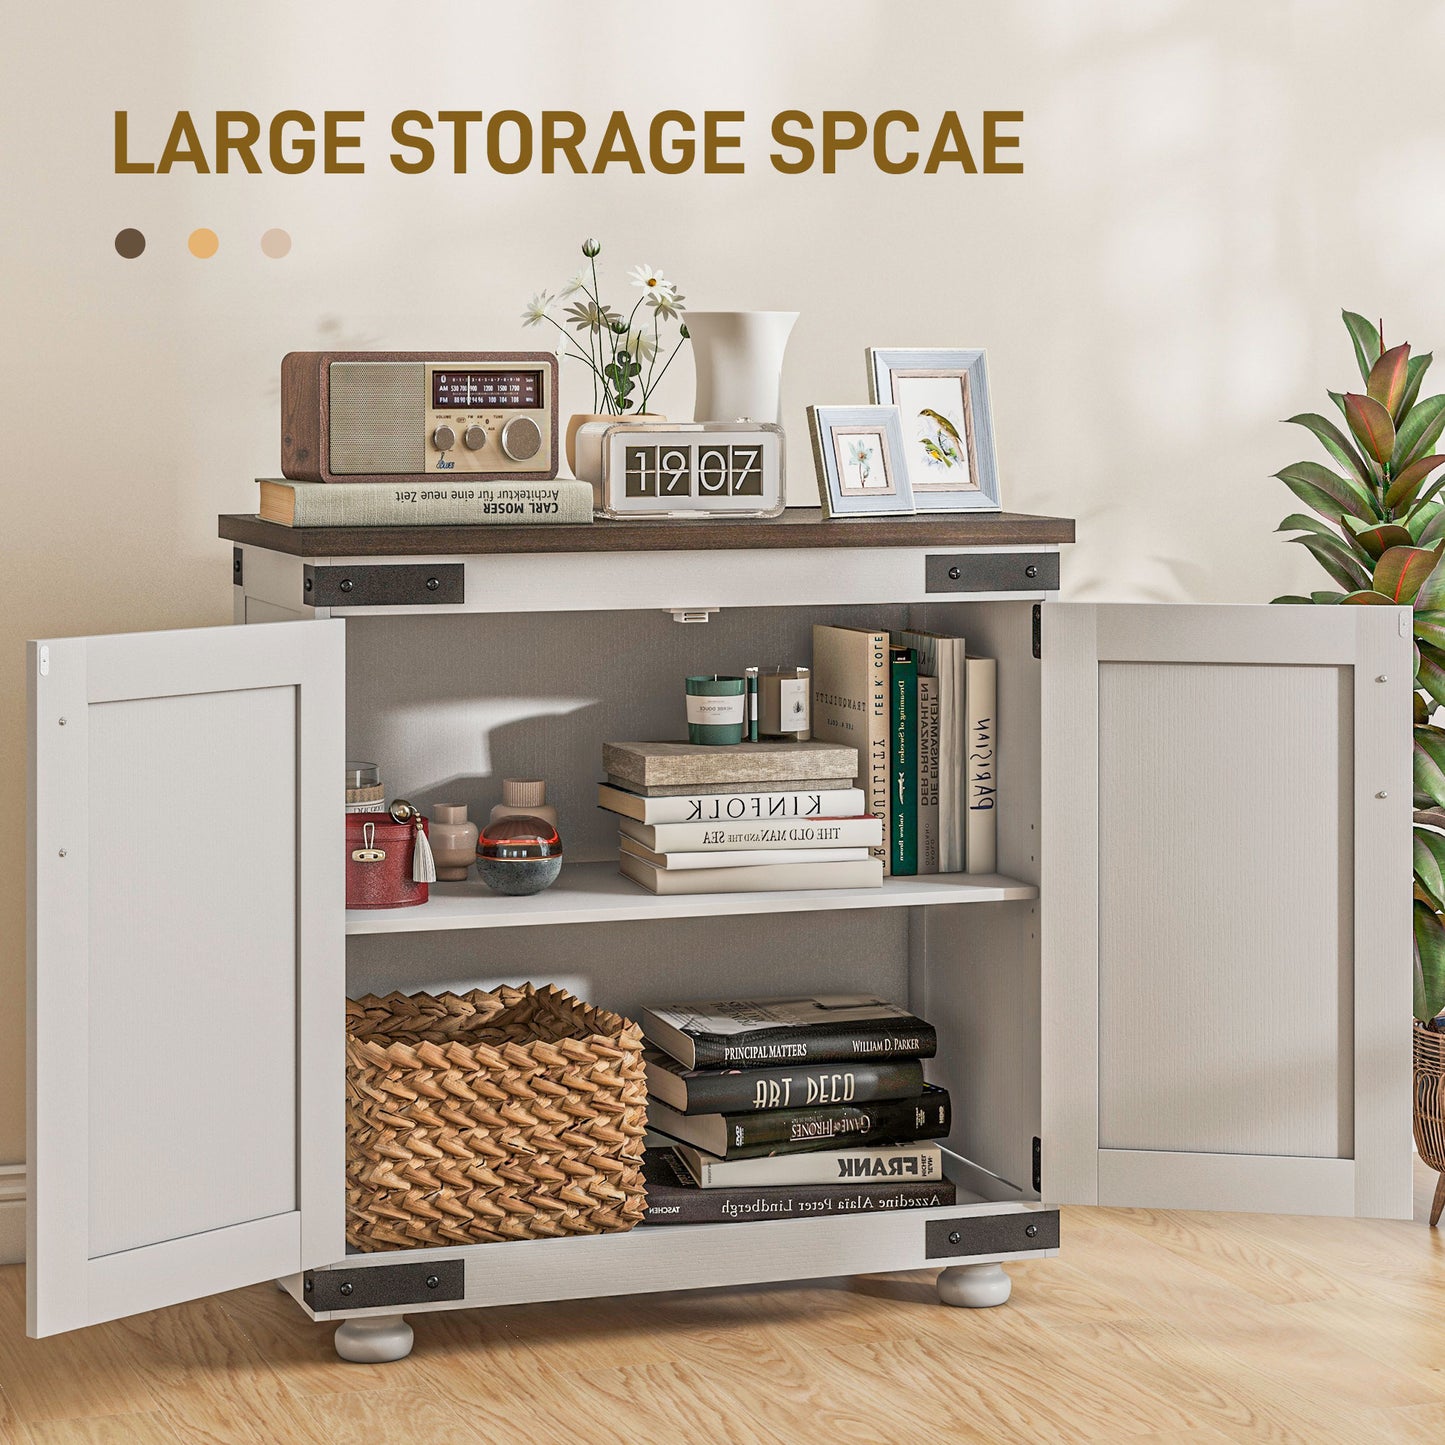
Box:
[3,0,1441,1166]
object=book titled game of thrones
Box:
[642,994,937,1071]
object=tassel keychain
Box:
[389,799,437,884]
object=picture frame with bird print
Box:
[865,348,1002,513]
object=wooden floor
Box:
[1,1163,1442,1445]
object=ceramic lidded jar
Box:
[429,804,479,882]
[476,815,563,896]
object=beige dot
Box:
[187,228,219,259]
[260,228,292,259]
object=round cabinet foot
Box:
[334,1314,414,1363]
[937,1262,1012,1308]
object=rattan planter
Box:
[345,985,648,1250]
[1413,1021,1445,1227]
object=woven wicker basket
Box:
[1413,1021,1445,1227]
[346,984,648,1250]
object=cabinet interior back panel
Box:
[85,687,299,1258]
[1096,661,1354,1159]
[343,606,910,862]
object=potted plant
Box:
[1273,311,1445,1222]
[521,238,690,471]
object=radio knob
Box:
[500,416,543,462]
[463,423,488,451]
[432,424,457,452]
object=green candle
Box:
[685,674,747,745]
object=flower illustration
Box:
[647,289,685,320]
[559,269,590,299]
[521,291,555,327]
[848,439,874,486]
[628,263,674,298]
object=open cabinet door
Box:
[27,621,345,1336]
[1041,603,1413,1219]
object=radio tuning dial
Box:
[432,424,457,452]
[463,424,488,451]
[501,416,543,462]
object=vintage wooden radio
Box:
[281,351,559,482]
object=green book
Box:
[890,648,918,876]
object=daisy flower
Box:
[624,330,659,362]
[628,263,675,298]
[560,269,590,299]
[520,292,555,327]
[565,299,620,333]
[647,289,685,320]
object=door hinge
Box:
[305,1258,465,1311]
[1032,605,1041,660]
[1032,1136,1042,1193]
[232,546,243,587]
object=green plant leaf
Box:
[1387,455,1445,512]
[1345,520,1413,559]
[1368,342,1412,416]
[1418,692,1431,725]
[1416,828,1445,908]
[1400,352,1434,420]
[1392,393,1445,471]
[1276,462,1375,521]
[1285,413,1374,487]
[1271,595,1313,604]
[1416,725,1445,807]
[1374,545,1443,603]
[1420,642,1445,710]
[1291,534,1371,591]
[1343,310,1384,383]
[1414,552,1445,611]
[1415,506,1445,549]
[1414,899,1445,1022]
[1340,589,1396,603]
[1311,589,1347,604]
[1416,612,1445,650]
[1344,392,1396,465]
[1327,389,1350,421]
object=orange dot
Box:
[187,228,219,259]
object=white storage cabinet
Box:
[25,512,1413,1362]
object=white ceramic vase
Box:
[687,310,799,425]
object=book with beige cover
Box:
[811,624,892,875]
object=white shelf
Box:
[345,860,1038,935]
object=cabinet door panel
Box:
[27,621,346,1336]
[1041,603,1412,1218]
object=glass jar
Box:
[346,762,386,813]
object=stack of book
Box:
[257,476,595,528]
[637,995,955,1227]
[602,741,885,895]
[812,623,997,877]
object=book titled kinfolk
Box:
[638,1148,956,1227]
[597,784,866,825]
[642,994,938,1070]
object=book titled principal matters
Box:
[642,994,938,1070]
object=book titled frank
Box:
[675,1139,945,1189]
[642,994,938,1070]
[638,1148,956,1227]
[648,1085,951,1160]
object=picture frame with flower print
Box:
[807,404,915,519]
[865,348,1002,513]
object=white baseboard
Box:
[0,1165,24,1266]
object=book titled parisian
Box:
[643,994,937,1070]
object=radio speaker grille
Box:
[329,362,425,474]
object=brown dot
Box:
[114,228,145,259]
[260,228,291,259]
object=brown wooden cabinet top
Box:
[218,508,1075,558]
